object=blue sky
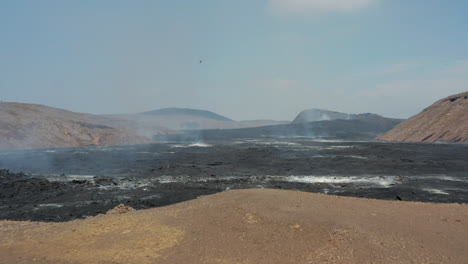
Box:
[1,0,467,120]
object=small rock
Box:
[106,204,135,215]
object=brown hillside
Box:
[0,102,154,150]
[378,91,468,143]
[1,189,467,264]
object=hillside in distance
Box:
[154,108,402,142]
[154,118,402,142]
[292,109,352,123]
[293,109,403,125]
[107,107,287,132]
[0,103,154,150]
[378,91,468,143]
[142,107,232,121]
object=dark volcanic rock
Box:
[1,140,468,222]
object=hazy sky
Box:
[1,0,468,121]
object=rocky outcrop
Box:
[378,91,468,143]
[0,102,154,150]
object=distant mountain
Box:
[142,108,232,121]
[154,118,402,142]
[292,109,403,126]
[150,108,402,141]
[0,103,154,150]
[292,109,351,123]
[378,91,468,143]
[107,108,286,132]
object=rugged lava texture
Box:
[1,140,468,222]
[1,189,467,264]
[378,91,468,143]
[0,102,154,150]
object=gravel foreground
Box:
[1,189,467,264]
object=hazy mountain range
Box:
[0,104,287,150]
[1,91,466,150]
[105,108,287,134]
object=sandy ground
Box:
[1,189,467,264]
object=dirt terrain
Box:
[1,189,467,264]
[379,91,468,142]
[1,138,467,222]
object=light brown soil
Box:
[1,189,467,264]
[378,91,468,142]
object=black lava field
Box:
[1,137,468,222]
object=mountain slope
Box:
[142,108,232,121]
[107,108,287,132]
[0,103,154,150]
[292,109,403,126]
[378,91,468,143]
[292,109,351,123]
